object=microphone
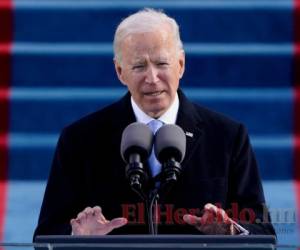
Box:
[154,124,186,185]
[120,122,153,196]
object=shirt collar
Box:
[131,93,179,125]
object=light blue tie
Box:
[147,120,163,177]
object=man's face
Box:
[114,26,185,118]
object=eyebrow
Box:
[155,58,169,62]
[131,59,146,65]
[133,57,169,63]
[156,54,169,59]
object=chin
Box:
[142,100,169,116]
[146,107,167,118]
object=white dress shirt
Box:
[131,93,179,125]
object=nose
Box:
[145,65,159,84]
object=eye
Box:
[132,65,144,70]
[157,62,169,67]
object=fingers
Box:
[183,203,229,226]
[84,207,95,222]
[203,203,231,224]
[108,217,128,229]
[77,211,87,223]
[70,218,82,235]
[183,203,234,235]
[73,206,107,223]
[70,206,127,235]
[93,206,108,223]
[183,214,201,226]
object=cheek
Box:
[125,75,142,89]
[130,74,145,86]
[158,72,171,84]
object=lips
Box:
[144,90,164,96]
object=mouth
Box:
[144,90,164,97]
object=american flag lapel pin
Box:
[185,131,194,138]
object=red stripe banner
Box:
[0,0,12,241]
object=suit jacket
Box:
[33,89,275,238]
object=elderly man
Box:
[34,9,275,238]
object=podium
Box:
[34,235,276,250]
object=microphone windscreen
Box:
[120,122,153,163]
[154,124,186,163]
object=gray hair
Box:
[113,8,183,63]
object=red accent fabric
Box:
[0,46,11,88]
[0,0,12,241]
[0,0,12,85]
[0,2,12,43]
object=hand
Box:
[70,206,128,235]
[183,203,236,235]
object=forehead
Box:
[121,30,176,61]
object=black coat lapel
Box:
[176,89,204,171]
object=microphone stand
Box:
[127,158,182,235]
[147,158,182,234]
[148,188,159,235]
[126,159,159,235]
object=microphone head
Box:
[154,124,186,163]
[120,122,153,163]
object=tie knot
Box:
[148,119,163,134]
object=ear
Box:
[178,50,185,79]
[114,59,127,86]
